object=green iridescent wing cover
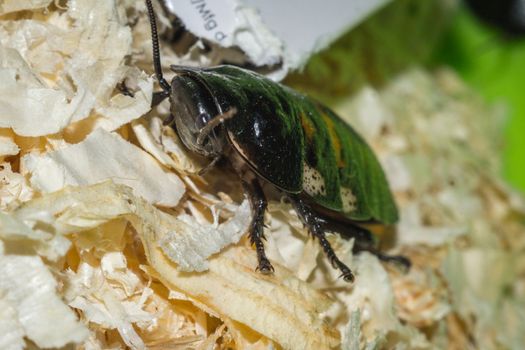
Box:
[317,105,399,224]
[172,65,398,224]
[291,96,398,224]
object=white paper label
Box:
[165,0,391,79]
[165,0,235,44]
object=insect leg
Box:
[118,78,167,107]
[323,220,411,270]
[196,108,237,146]
[198,155,222,175]
[162,114,175,126]
[288,195,355,282]
[318,218,375,246]
[353,242,411,270]
[117,81,134,97]
[152,91,170,107]
[241,178,274,274]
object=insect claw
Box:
[339,271,355,283]
[256,259,275,274]
[332,257,355,282]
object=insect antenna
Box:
[145,0,171,94]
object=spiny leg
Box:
[354,241,411,269]
[318,218,374,246]
[288,195,354,282]
[322,219,411,270]
[241,178,274,274]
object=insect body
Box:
[146,0,408,282]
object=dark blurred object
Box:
[464,0,525,37]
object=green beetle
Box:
[146,0,408,282]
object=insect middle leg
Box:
[288,195,355,282]
[241,178,274,274]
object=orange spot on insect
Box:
[300,113,316,142]
[320,112,345,168]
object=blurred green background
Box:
[435,6,525,195]
[285,0,525,194]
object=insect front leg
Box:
[241,178,274,274]
[288,195,355,282]
[152,91,170,107]
[196,108,237,146]
[117,80,134,97]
